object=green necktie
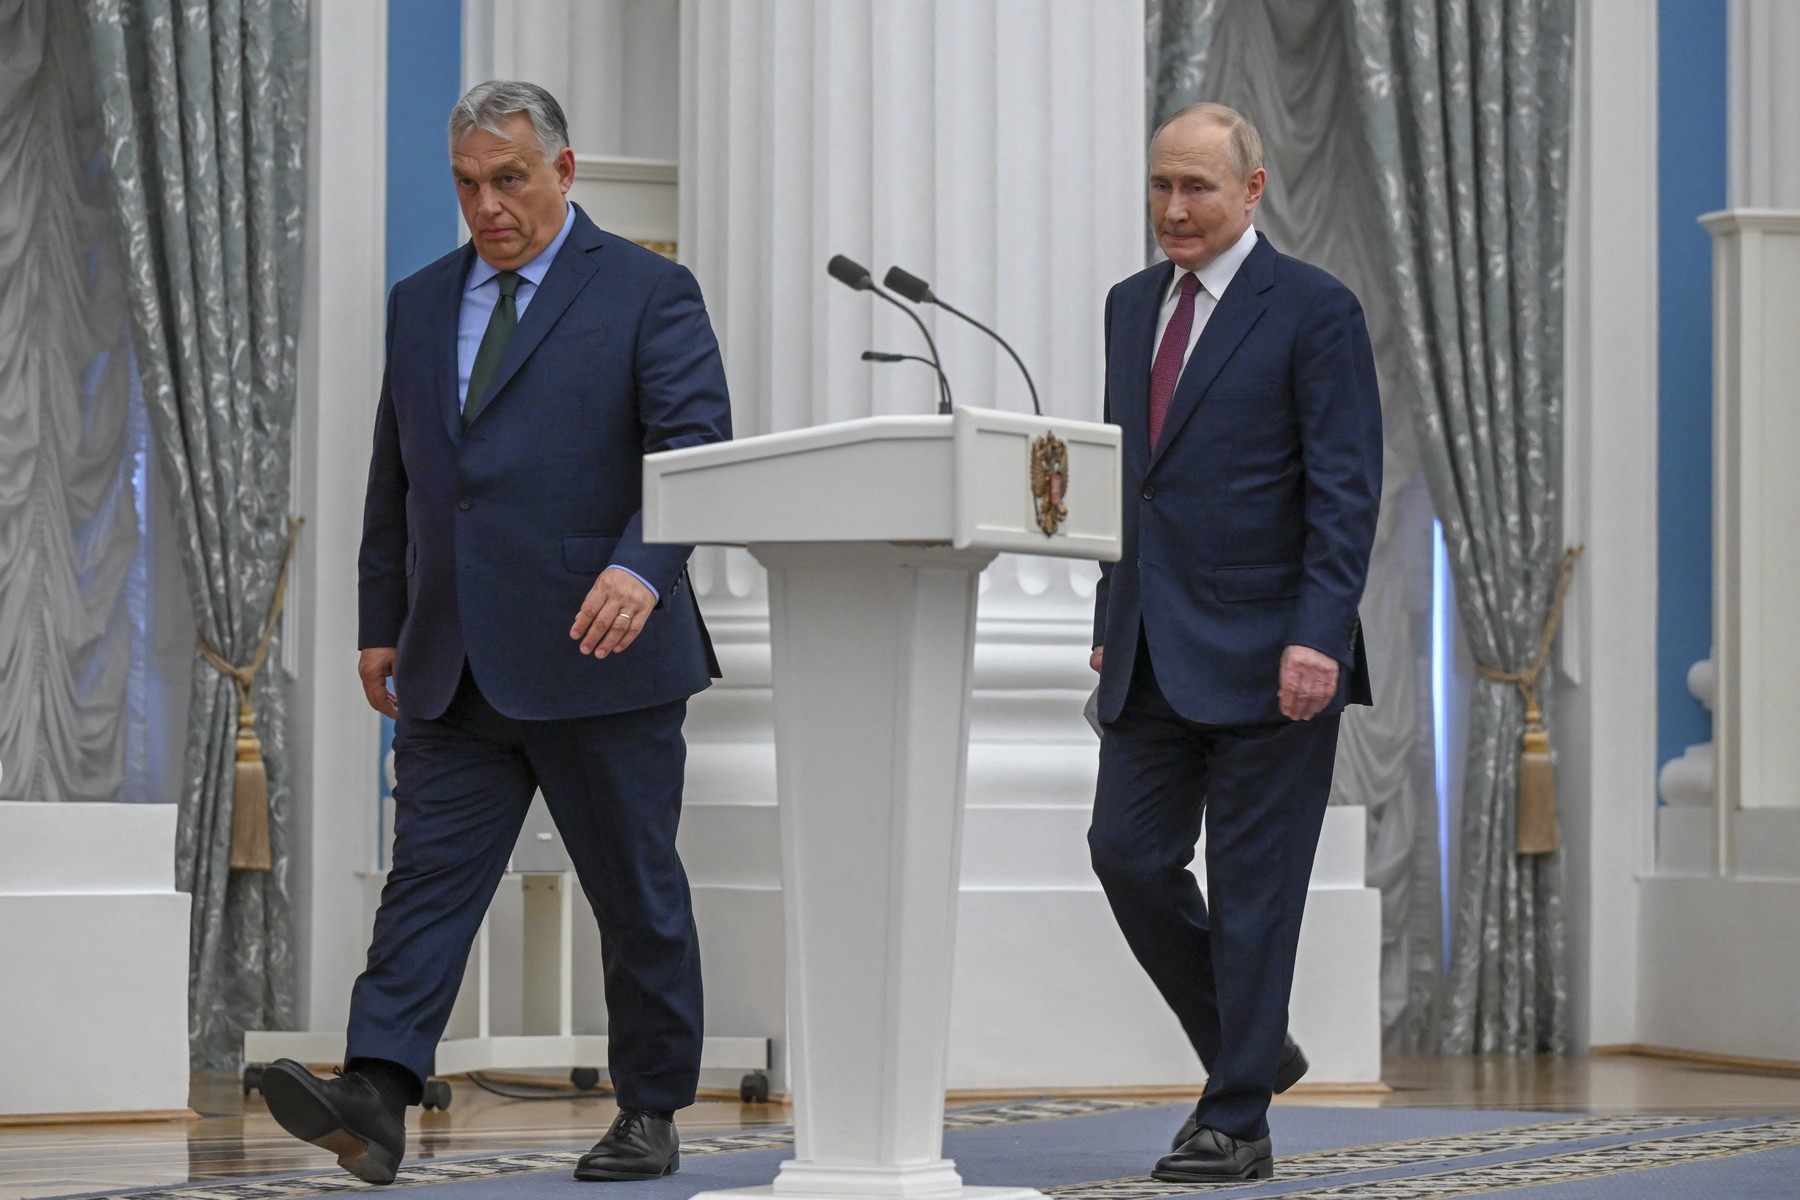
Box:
[463,270,522,427]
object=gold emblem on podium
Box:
[1030,432,1069,536]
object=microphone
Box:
[859,350,955,407]
[883,266,1041,416]
[828,255,952,414]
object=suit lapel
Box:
[467,206,607,427]
[1115,262,1171,479]
[1148,234,1275,473]
[437,246,476,442]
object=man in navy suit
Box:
[1088,103,1381,1181]
[261,81,731,1185]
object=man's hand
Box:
[359,647,399,719]
[1278,644,1339,721]
[571,567,657,658]
[1090,645,1104,673]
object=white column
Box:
[1559,0,1657,1047]
[1728,0,1800,210]
[290,0,389,1032]
[1704,209,1800,820]
[464,0,679,160]
[676,0,1148,1089]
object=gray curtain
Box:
[1347,0,1576,1053]
[82,0,310,1069]
[0,0,140,804]
[1148,0,1445,1052]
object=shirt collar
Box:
[466,202,577,293]
[1165,223,1259,304]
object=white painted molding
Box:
[573,156,677,185]
[292,0,389,1033]
[570,156,678,248]
[1561,0,1659,1048]
[1728,0,1800,209]
[1703,208,1800,821]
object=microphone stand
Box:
[828,255,953,414]
[882,266,1040,416]
[859,350,956,411]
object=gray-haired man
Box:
[259,79,730,1185]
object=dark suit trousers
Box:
[1089,637,1339,1142]
[345,666,703,1112]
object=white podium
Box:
[644,408,1120,1200]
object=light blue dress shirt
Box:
[456,203,657,600]
[456,202,576,406]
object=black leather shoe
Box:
[261,1059,406,1184]
[1170,1037,1308,1150]
[1153,1127,1274,1182]
[574,1109,680,1181]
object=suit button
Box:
[1142,486,1155,500]
[457,496,472,510]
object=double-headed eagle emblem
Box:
[1030,432,1068,536]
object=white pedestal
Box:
[0,803,190,1117]
[694,544,1020,1200]
[646,410,1119,1200]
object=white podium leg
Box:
[692,544,1037,1200]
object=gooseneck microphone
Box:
[858,350,956,408]
[883,266,1041,416]
[828,255,952,414]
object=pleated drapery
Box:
[1348,0,1577,1055]
[82,0,310,1069]
[0,1,140,806]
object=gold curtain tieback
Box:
[197,517,305,872]
[1472,545,1584,856]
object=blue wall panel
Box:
[387,0,464,290]
[1656,0,1726,779]
[379,1,462,860]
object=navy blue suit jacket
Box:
[358,205,732,722]
[1093,234,1381,727]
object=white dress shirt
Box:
[1153,223,1259,375]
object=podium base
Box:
[691,1188,1045,1200]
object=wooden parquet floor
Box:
[2,1054,1797,1200]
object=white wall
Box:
[1630,0,1800,1062]
[1559,0,1659,1052]
[289,0,389,1036]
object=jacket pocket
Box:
[563,534,622,575]
[1214,561,1303,602]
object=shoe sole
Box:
[1152,1156,1274,1183]
[261,1066,400,1185]
[573,1151,679,1182]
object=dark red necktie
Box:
[1147,272,1201,451]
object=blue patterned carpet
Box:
[48,1100,1800,1200]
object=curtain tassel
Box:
[1515,699,1557,855]
[229,697,272,870]
[199,517,304,873]
[1475,546,1584,856]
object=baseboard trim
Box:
[1592,1043,1800,1077]
[0,1108,198,1128]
